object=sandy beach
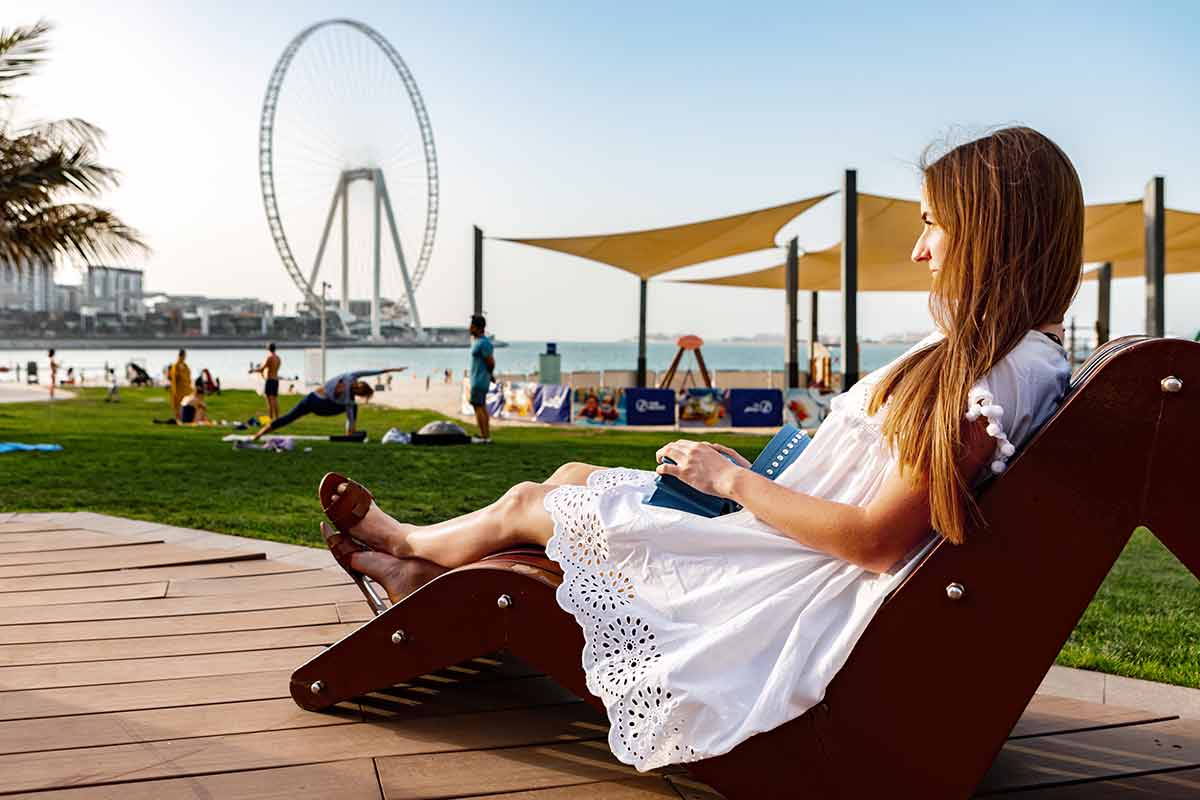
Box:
[0,383,76,404]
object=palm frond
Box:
[0,20,51,99]
[0,202,147,267]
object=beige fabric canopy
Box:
[678,195,1200,291]
[1080,201,1200,280]
[499,193,833,279]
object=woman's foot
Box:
[324,524,447,603]
[326,479,414,558]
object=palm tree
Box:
[0,20,146,271]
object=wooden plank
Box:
[0,703,608,794]
[0,675,580,755]
[1010,695,1178,739]
[3,758,384,800]
[0,645,323,691]
[0,605,341,645]
[339,601,377,622]
[0,669,293,722]
[471,778,682,799]
[167,568,351,596]
[0,542,261,569]
[0,698,361,756]
[978,717,1200,794]
[0,522,66,534]
[990,766,1200,798]
[0,545,264,578]
[0,622,361,666]
[0,532,159,553]
[374,741,649,799]
[0,557,310,593]
[0,583,362,625]
[0,581,168,609]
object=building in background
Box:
[0,261,54,312]
[83,266,145,317]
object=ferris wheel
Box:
[258,18,438,337]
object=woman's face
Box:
[912,187,947,278]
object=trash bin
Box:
[539,342,561,385]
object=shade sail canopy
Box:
[1081,201,1200,280]
[499,193,833,279]
[678,195,1200,291]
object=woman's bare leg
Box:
[544,461,606,486]
[334,478,579,569]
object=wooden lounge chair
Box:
[291,335,1200,799]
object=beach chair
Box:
[291,335,1200,799]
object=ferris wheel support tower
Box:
[309,169,422,339]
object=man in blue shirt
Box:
[469,314,495,444]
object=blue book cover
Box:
[645,424,811,518]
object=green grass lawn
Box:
[2,387,1197,689]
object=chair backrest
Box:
[692,336,1200,799]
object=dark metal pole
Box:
[841,169,859,388]
[637,279,648,388]
[809,290,819,381]
[785,237,799,388]
[473,225,484,317]
[1144,176,1165,337]
[1096,262,1112,346]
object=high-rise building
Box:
[83,266,144,317]
[0,261,54,312]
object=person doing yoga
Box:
[315,127,1082,772]
[250,367,405,440]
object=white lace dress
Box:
[544,329,1072,771]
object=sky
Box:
[15,0,1200,341]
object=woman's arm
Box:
[655,421,995,572]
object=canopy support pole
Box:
[1096,262,1112,346]
[809,291,819,382]
[637,279,648,388]
[785,237,799,388]
[473,226,484,317]
[1144,176,1165,337]
[841,169,859,388]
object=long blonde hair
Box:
[867,127,1084,544]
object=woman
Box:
[179,378,210,425]
[318,127,1081,771]
[251,367,405,440]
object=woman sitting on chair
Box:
[317,127,1080,771]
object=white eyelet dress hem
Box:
[543,329,1071,772]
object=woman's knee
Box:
[547,461,594,484]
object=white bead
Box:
[986,423,1001,437]
[965,408,980,421]
[1000,442,1015,456]
[990,460,1006,474]
[985,404,1004,418]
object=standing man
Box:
[47,348,58,400]
[253,343,282,420]
[168,349,191,422]
[468,314,495,444]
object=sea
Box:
[0,340,913,385]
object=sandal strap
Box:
[323,479,374,534]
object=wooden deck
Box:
[0,515,1196,798]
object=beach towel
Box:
[0,443,63,454]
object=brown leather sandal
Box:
[318,472,374,535]
[318,473,388,616]
[319,522,387,616]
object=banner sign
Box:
[535,383,572,423]
[485,382,505,417]
[678,388,730,428]
[728,388,784,427]
[784,388,835,428]
[573,386,625,425]
[625,388,676,426]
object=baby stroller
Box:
[199,368,221,395]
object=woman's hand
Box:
[654,439,743,497]
[700,441,752,469]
